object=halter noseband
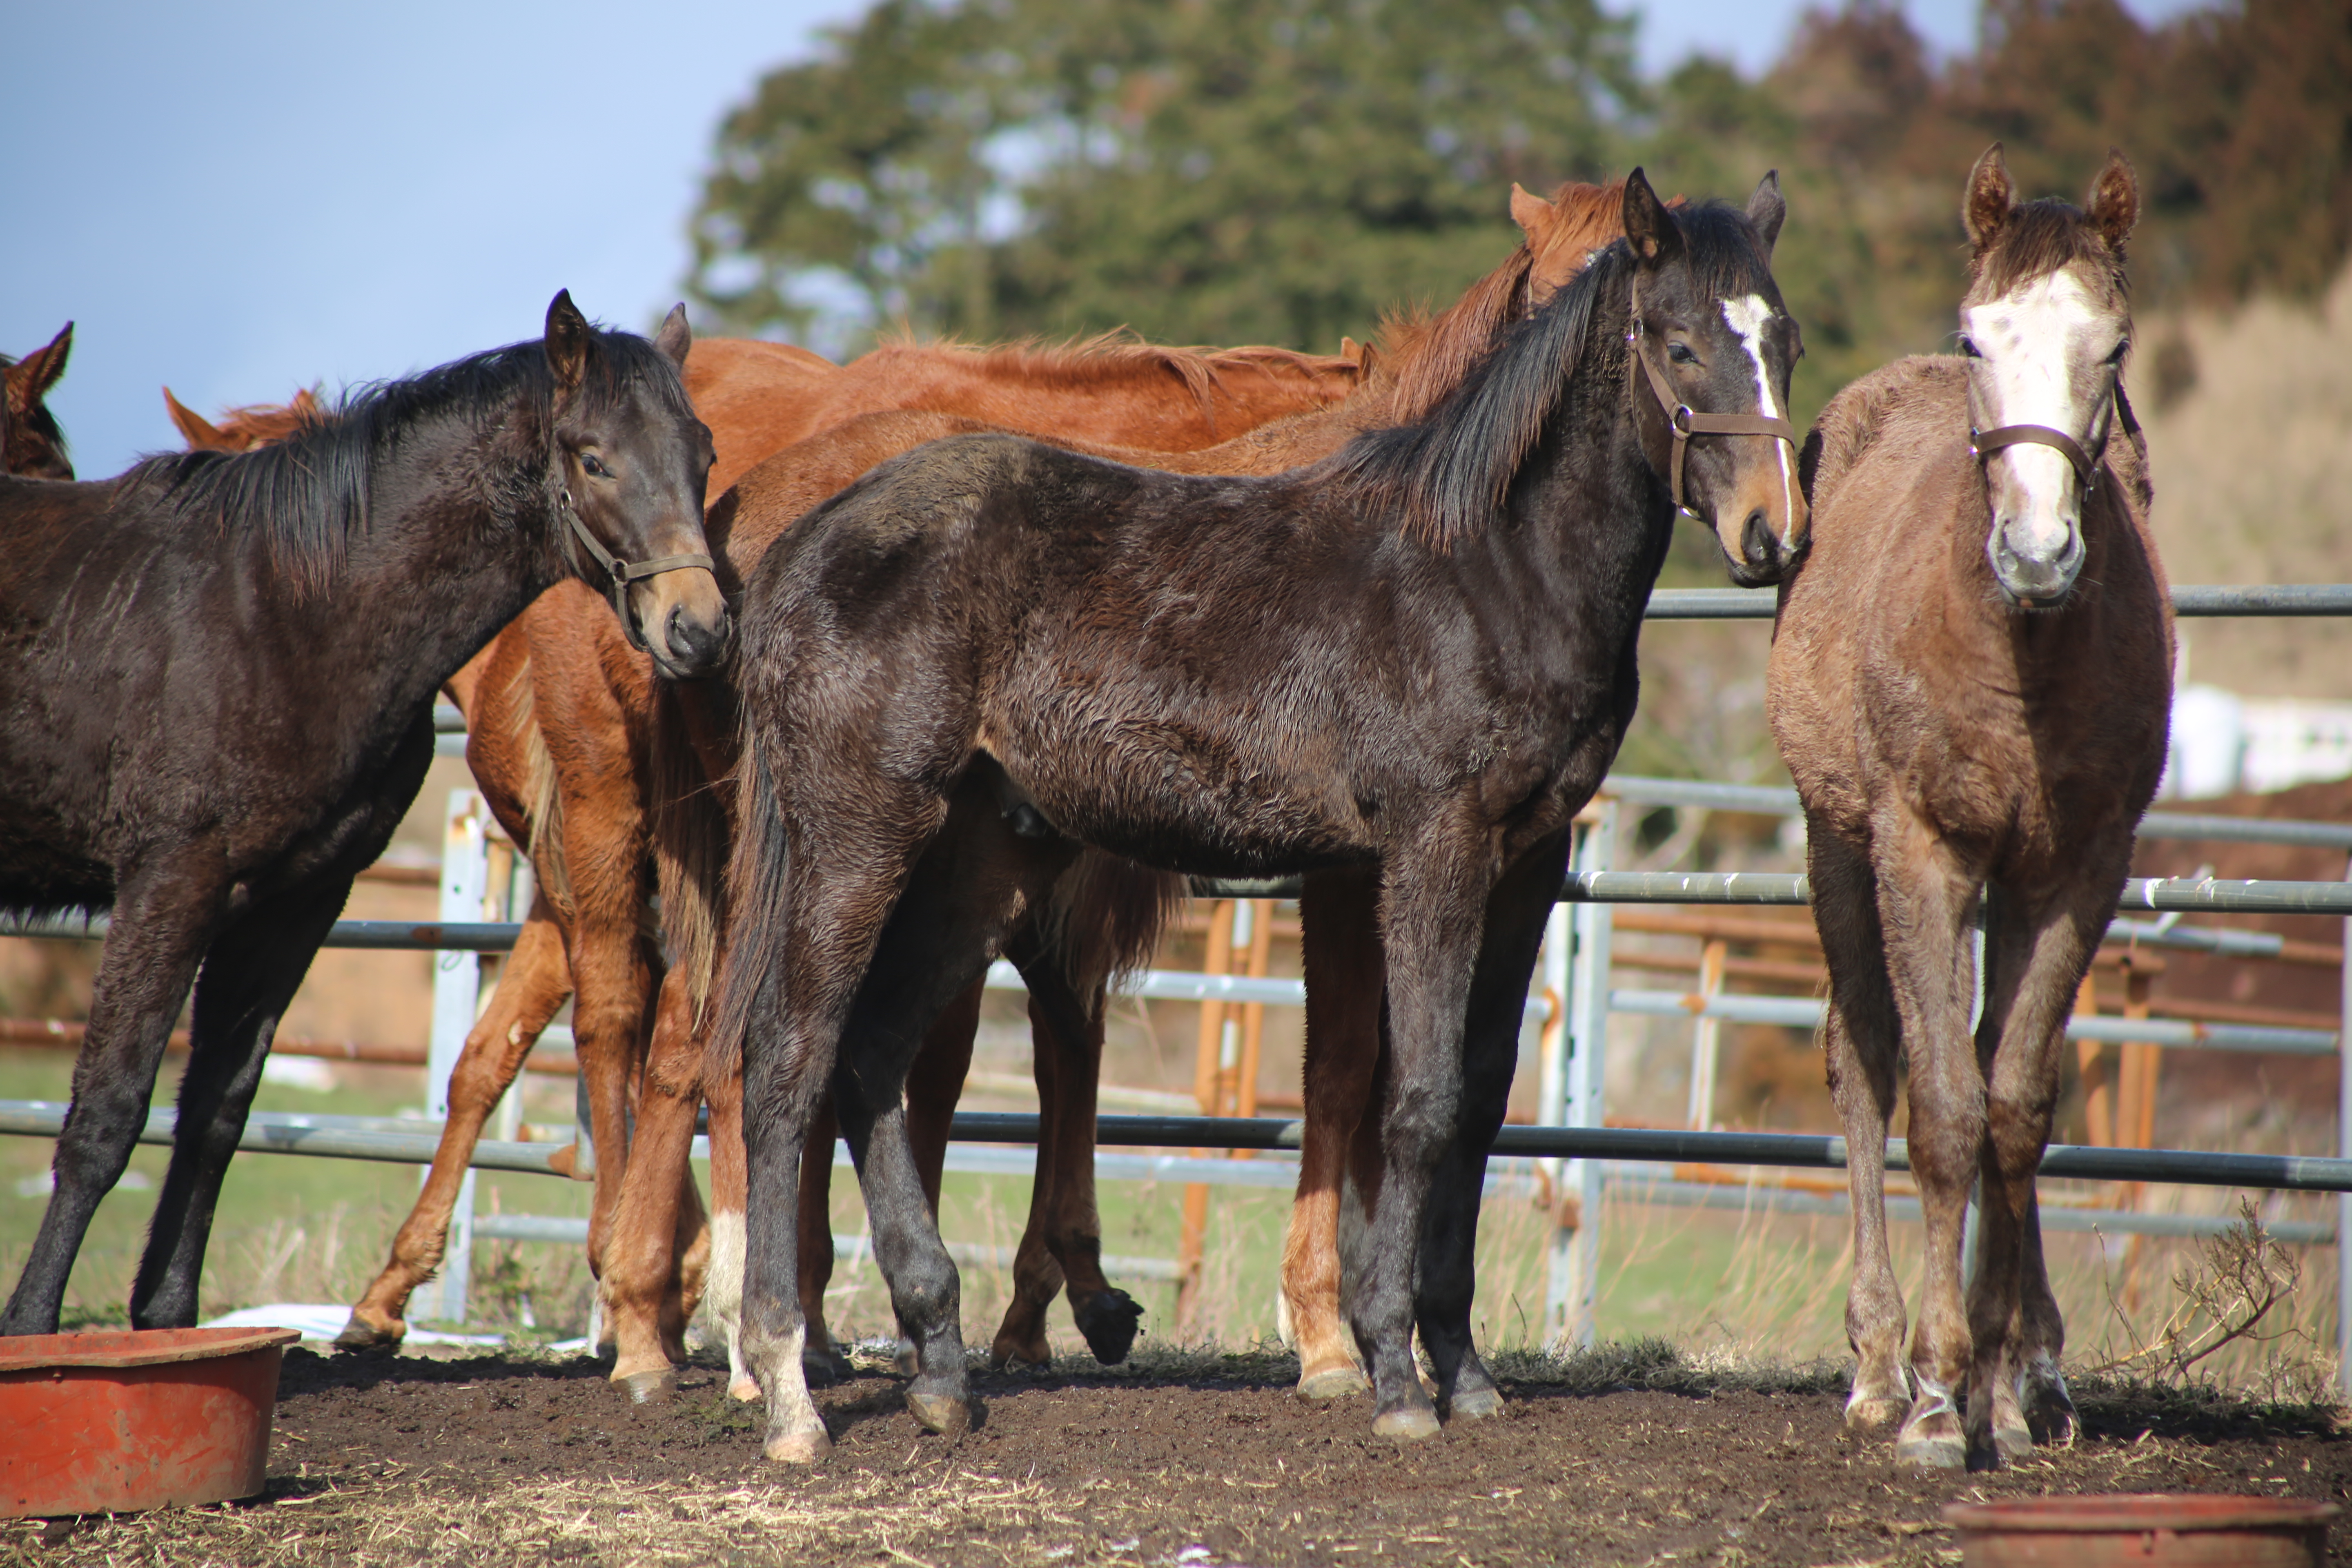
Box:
[559,487,715,655]
[1969,423,2097,487]
[1627,312,1799,516]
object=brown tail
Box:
[501,651,575,921]
[649,680,733,1024]
[1039,851,1187,1012]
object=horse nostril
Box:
[666,603,730,670]
[1741,508,1774,565]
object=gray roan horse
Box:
[710,171,1805,1460]
[1769,146,2169,1469]
[0,293,731,1335]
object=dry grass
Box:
[2140,259,2352,697]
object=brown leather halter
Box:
[1628,315,1799,515]
[1969,384,2140,492]
[559,487,715,655]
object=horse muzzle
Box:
[1987,513,2084,608]
[632,567,733,678]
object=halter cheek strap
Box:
[1627,316,1800,515]
[559,487,716,655]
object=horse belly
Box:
[993,743,1363,881]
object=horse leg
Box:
[795,1098,854,1381]
[702,1021,761,1401]
[1969,864,2119,1460]
[1415,835,1568,1423]
[738,783,956,1463]
[899,981,989,1365]
[1285,865,1382,1399]
[995,935,1139,1367]
[605,963,706,1400]
[1807,826,1910,1432]
[1870,810,1989,1470]
[1352,843,1487,1443]
[342,898,573,1348]
[4,858,227,1334]
[131,873,354,1328]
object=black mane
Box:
[123,329,690,590]
[1336,198,1780,548]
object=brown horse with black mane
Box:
[0,294,730,1336]
[709,171,1802,1459]
[596,178,1687,1402]
[4,323,75,479]
[1770,146,2168,1470]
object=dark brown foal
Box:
[1769,146,2170,1470]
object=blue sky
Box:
[4,0,2200,478]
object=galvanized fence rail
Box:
[1,581,2348,1359]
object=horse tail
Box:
[503,651,575,921]
[649,682,728,1025]
[1039,850,1186,1014]
[707,702,788,1087]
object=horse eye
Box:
[581,453,612,479]
[1667,342,1699,366]
[2107,340,2131,366]
[1958,337,1982,359]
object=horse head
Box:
[1958,143,2138,609]
[3,322,74,480]
[541,292,732,678]
[1623,170,1807,586]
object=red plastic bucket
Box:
[1944,1494,2339,1567]
[0,1325,299,1518]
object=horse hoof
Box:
[1075,1289,1144,1365]
[332,1314,403,1352]
[764,1424,833,1464]
[1993,1422,2035,1463]
[1444,1386,1504,1422]
[1845,1395,1906,1432]
[1297,1364,1370,1401]
[617,1368,677,1405]
[728,1376,763,1403]
[802,1347,853,1387]
[1893,1433,1967,1470]
[906,1390,973,1437]
[2027,1383,2080,1448]
[990,1331,1052,1371]
[1371,1405,1443,1443]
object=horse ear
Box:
[1745,171,1786,254]
[1510,182,1556,243]
[1964,144,2014,253]
[545,290,593,394]
[654,303,692,370]
[163,388,229,450]
[1622,169,1682,267]
[6,323,72,416]
[2086,148,2140,259]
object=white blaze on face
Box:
[1719,294,1795,544]
[1962,270,2100,562]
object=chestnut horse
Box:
[4,323,75,480]
[313,332,1361,1352]
[0,294,731,1335]
[1769,146,2167,1469]
[710,172,1802,1460]
[601,179,1671,1402]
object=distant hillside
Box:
[2143,261,2352,699]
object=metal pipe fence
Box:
[0,582,2346,1353]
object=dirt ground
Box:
[8,1342,2348,1567]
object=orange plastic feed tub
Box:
[1944,1494,2339,1567]
[0,1325,299,1517]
